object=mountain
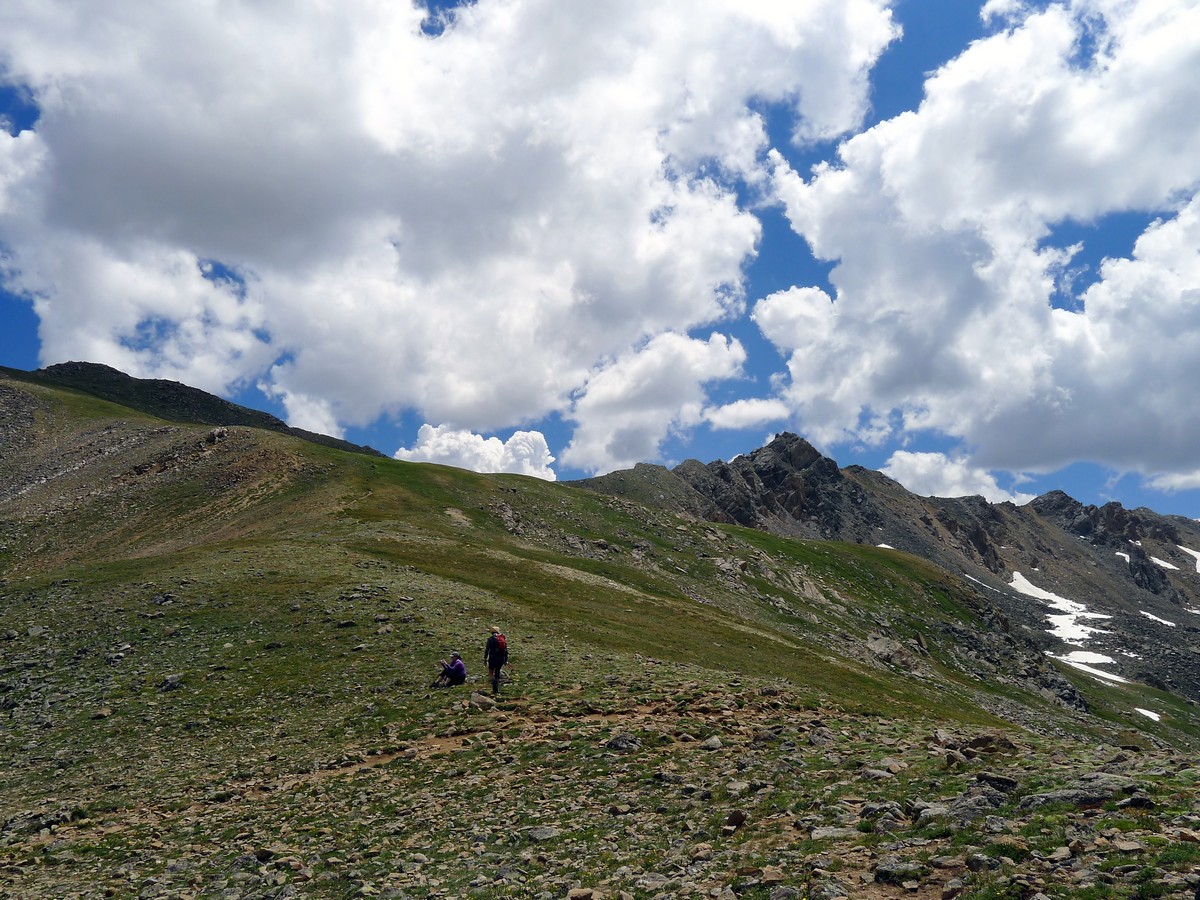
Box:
[579,433,1200,701]
[0,361,386,458]
[3,365,1200,900]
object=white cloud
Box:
[882,451,1036,504]
[0,0,898,468]
[395,424,556,481]
[703,397,790,430]
[980,0,1028,25]
[760,0,1200,487]
[260,380,344,440]
[561,331,746,474]
[5,235,275,395]
[0,129,43,216]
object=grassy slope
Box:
[3,378,1200,898]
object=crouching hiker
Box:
[432,651,466,687]
[484,626,508,695]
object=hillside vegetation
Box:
[2,371,1199,899]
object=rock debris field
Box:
[3,661,1200,900]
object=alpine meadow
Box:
[2,364,1200,899]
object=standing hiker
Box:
[484,626,508,695]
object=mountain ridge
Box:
[4,363,1200,898]
[577,433,1200,700]
[6,361,1198,700]
[0,361,387,459]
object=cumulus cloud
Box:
[703,397,790,430]
[1147,471,1200,493]
[760,0,1200,484]
[980,0,1029,24]
[395,424,556,481]
[0,0,898,467]
[260,380,345,440]
[882,451,1036,505]
[561,332,746,474]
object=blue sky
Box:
[2,0,1200,518]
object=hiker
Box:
[484,626,508,694]
[432,651,466,687]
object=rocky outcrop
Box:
[1031,490,1182,548]
[670,434,885,541]
[578,432,1200,702]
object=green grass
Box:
[4,375,1200,898]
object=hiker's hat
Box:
[450,650,460,658]
[490,626,500,634]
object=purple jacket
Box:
[445,657,467,685]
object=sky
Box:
[2,0,1200,517]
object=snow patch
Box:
[877,543,894,549]
[1058,650,1116,666]
[1135,708,1161,722]
[1151,556,1179,571]
[1140,611,1176,627]
[1010,572,1111,645]
[1115,551,1130,563]
[1009,572,1068,602]
[962,573,1005,596]
[1178,546,1200,573]
[1049,655,1131,684]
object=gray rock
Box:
[809,883,852,900]
[158,673,184,692]
[966,853,999,872]
[916,804,951,823]
[1018,772,1138,810]
[810,826,859,840]
[606,733,641,752]
[977,771,1020,792]
[873,855,927,886]
[808,727,836,746]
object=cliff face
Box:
[579,432,1200,700]
[667,434,887,542]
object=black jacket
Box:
[485,634,508,667]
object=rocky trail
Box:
[4,672,1200,899]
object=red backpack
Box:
[494,632,507,654]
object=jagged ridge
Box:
[578,433,1200,700]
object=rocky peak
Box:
[665,433,861,538]
[582,431,1200,700]
[747,432,826,472]
[41,361,131,381]
[1029,489,1085,519]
